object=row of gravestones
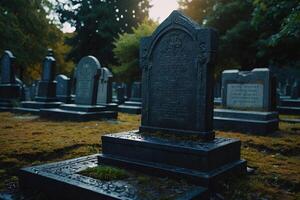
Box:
[0,49,143,119]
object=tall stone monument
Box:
[40,56,117,121]
[214,68,279,133]
[0,50,22,110]
[118,81,142,114]
[15,49,61,113]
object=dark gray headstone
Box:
[116,86,126,104]
[285,79,291,96]
[291,80,300,99]
[42,56,56,81]
[75,56,101,105]
[97,67,113,105]
[56,74,71,98]
[221,68,275,111]
[139,11,217,138]
[130,81,141,100]
[1,50,16,84]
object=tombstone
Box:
[112,83,127,104]
[96,67,117,110]
[56,74,72,103]
[18,11,246,199]
[0,50,22,110]
[278,80,300,115]
[285,79,292,96]
[118,81,142,114]
[291,80,300,99]
[214,68,279,133]
[15,50,61,114]
[39,56,118,121]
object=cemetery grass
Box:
[0,112,299,199]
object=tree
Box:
[113,19,157,83]
[0,0,70,82]
[55,0,150,66]
[179,0,300,73]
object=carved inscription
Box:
[226,83,264,109]
[149,30,197,128]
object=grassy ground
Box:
[0,112,299,199]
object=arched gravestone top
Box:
[42,56,56,81]
[75,56,101,105]
[56,74,71,97]
[139,10,217,139]
[1,50,16,84]
[97,67,113,104]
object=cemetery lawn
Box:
[0,112,299,199]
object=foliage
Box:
[179,0,300,74]
[80,166,129,181]
[55,0,150,67]
[0,0,72,83]
[112,19,158,83]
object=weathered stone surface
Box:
[75,56,101,105]
[139,11,217,139]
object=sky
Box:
[60,0,179,33]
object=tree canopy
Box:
[179,0,300,74]
[55,0,150,66]
[0,0,73,82]
[113,19,157,83]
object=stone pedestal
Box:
[214,109,279,134]
[40,104,117,121]
[98,131,246,188]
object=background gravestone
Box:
[118,81,142,114]
[214,68,279,134]
[56,74,72,103]
[15,50,61,114]
[96,67,112,105]
[0,50,22,110]
[75,56,101,105]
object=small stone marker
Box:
[1,50,16,84]
[96,67,113,105]
[56,74,71,103]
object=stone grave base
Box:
[98,131,247,188]
[278,98,300,115]
[118,101,141,114]
[13,101,62,114]
[39,104,118,121]
[0,99,15,111]
[19,154,209,200]
[57,96,73,104]
[213,97,222,106]
[214,109,279,134]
